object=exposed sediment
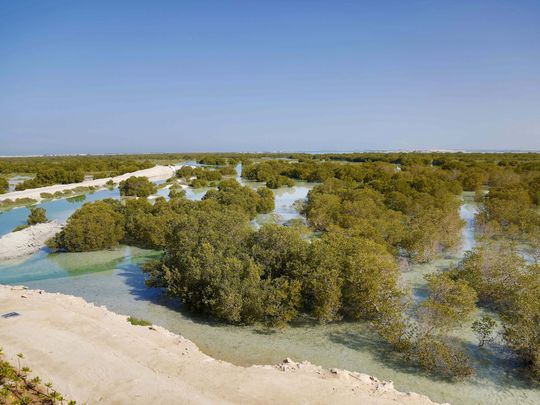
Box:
[0,221,63,261]
[0,285,444,405]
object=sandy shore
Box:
[0,165,176,203]
[0,221,63,261]
[0,286,442,405]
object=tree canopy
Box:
[119,176,157,197]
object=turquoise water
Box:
[0,188,120,236]
[0,176,539,404]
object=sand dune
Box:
[0,286,442,405]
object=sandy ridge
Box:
[0,285,443,405]
[0,221,63,262]
[0,165,177,203]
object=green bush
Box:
[49,200,124,252]
[119,176,157,197]
[169,188,186,199]
[27,207,48,225]
[0,177,8,194]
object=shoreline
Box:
[0,221,63,261]
[0,165,177,203]
[0,285,443,405]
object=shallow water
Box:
[1,179,539,404]
[0,188,120,236]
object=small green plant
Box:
[0,348,75,404]
[472,315,497,347]
[13,224,30,232]
[16,353,24,373]
[127,316,152,326]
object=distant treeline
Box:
[0,156,154,190]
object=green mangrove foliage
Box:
[15,168,84,191]
[0,198,37,209]
[0,155,154,190]
[175,166,236,187]
[451,243,540,381]
[119,176,157,197]
[202,179,275,219]
[40,152,540,381]
[0,177,8,194]
[27,207,48,225]
[48,200,125,252]
[301,167,463,262]
[145,220,404,329]
[12,207,49,232]
[410,273,477,378]
[476,184,540,240]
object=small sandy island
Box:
[0,221,63,261]
[0,165,176,203]
[0,286,442,405]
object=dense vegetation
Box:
[118,176,157,197]
[43,152,540,381]
[450,243,540,379]
[15,168,84,191]
[0,177,8,194]
[175,166,237,188]
[48,179,275,252]
[48,200,125,252]
[0,156,154,191]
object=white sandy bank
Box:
[0,286,442,405]
[0,165,176,203]
[0,221,63,261]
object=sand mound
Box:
[0,221,63,261]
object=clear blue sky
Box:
[1,0,539,154]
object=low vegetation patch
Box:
[127,316,152,326]
[0,198,37,210]
[0,348,76,404]
[12,224,30,232]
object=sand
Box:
[0,285,443,405]
[0,221,63,261]
[0,165,177,203]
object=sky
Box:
[1,0,539,155]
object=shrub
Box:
[27,207,48,225]
[169,188,186,199]
[119,176,157,197]
[0,177,8,194]
[49,200,124,252]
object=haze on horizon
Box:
[1,0,539,155]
